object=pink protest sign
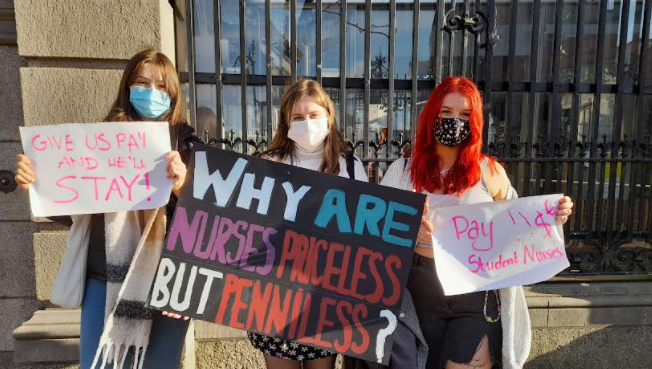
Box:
[430,194,569,295]
[19,122,172,217]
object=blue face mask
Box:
[129,86,171,119]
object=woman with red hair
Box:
[380,77,573,369]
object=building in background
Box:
[0,0,651,368]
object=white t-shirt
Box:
[264,146,369,182]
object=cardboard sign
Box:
[19,122,172,217]
[431,194,570,296]
[148,145,425,364]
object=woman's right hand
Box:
[15,154,35,191]
[417,195,434,245]
[162,311,190,321]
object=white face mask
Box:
[287,117,330,152]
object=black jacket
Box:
[166,123,204,223]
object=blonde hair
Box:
[260,78,349,174]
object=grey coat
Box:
[342,288,428,369]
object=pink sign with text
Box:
[19,122,172,217]
[431,194,569,295]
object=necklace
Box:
[484,290,501,323]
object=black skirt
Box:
[247,332,336,361]
[407,254,502,368]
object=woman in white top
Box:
[380,76,574,369]
[248,78,367,369]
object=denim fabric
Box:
[80,278,189,369]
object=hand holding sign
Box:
[162,310,190,321]
[15,154,35,191]
[166,151,187,196]
[416,193,434,246]
[431,194,570,296]
[555,196,573,225]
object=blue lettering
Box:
[314,189,352,233]
[353,194,386,237]
[382,201,418,247]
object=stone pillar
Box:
[0,1,40,368]
[3,1,176,367]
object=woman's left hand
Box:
[167,151,187,196]
[162,311,190,321]
[556,195,574,225]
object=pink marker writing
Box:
[32,134,74,152]
[452,216,494,252]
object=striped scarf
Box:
[91,208,167,369]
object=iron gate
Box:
[173,0,652,276]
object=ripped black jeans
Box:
[407,254,502,369]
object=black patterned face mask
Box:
[433,117,471,147]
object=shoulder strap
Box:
[481,157,490,170]
[479,157,491,190]
[346,151,356,180]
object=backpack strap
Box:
[345,151,356,180]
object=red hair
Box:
[410,76,490,195]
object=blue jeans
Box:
[80,278,189,369]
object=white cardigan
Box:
[380,159,531,369]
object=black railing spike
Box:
[390,132,410,157]
[368,132,386,158]
[246,131,268,154]
[510,137,525,158]
[347,131,364,151]
[598,134,610,157]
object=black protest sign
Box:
[148,145,425,363]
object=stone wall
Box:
[0,1,42,366]
[525,282,652,368]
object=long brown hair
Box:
[104,49,185,146]
[260,78,349,175]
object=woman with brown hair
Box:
[15,49,202,369]
[246,78,367,369]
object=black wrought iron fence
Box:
[173,0,652,276]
